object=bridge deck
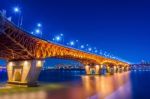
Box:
[0,13,128,66]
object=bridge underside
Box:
[0,33,34,60]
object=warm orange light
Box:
[36,60,43,67]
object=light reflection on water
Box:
[45,72,131,99]
[0,71,132,99]
[81,72,131,99]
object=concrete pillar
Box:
[85,65,100,75]
[116,66,119,73]
[100,64,105,74]
[125,66,130,71]
[113,66,117,73]
[110,67,116,74]
[85,65,90,75]
[128,66,130,71]
[124,67,127,71]
[119,67,124,73]
[95,65,100,75]
[7,59,44,86]
[106,66,110,73]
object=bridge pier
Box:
[85,65,100,75]
[118,67,124,73]
[110,67,117,74]
[124,66,129,71]
[105,66,116,74]
[7,59,44,86]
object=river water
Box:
[0,70,150,99]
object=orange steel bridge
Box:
[0,13,129,86]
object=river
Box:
[0,70,150,99]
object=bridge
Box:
[0,13,129,86]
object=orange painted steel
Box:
[0,15,128,67]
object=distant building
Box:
[130,61,150,70]
[55,63,84,69]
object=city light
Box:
[35,29,40,34]
[11,6,120,60]
[13,7,20,13]
[56,36,61,41]
[81,45,84,49]
[37,23,42,27]
[52,34,64,42]
[95,50,98,53]
[99,50,102,55]
[31,32,34,34]
[70,41,75,46]
[88,48,92,51]
[60,33,63,36]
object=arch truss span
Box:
[0,13,129,86]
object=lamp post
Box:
[13,6,22,27]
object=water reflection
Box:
[45,72,131,99]
[0,71,131,99]
[81,72,131,99]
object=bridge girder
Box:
[0,14,128,67]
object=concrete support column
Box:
[125,66,130,71]
[119,67,123,73]
[85,65,100,75]
[127,67,130,71]
[85,65,90,75]
[113,66,117,73]
[110,67,115,74]
[100,65,106,75]
[116,66,119,73]
[7,59,44,86]
[124,67,127,71]
[95,65,100,75]
[106,66,110,73]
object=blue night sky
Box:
[0,0,150,65]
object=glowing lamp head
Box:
[9,62,13,66]
[95,50,98,53]
[60,33,63,36]
[24,61,28,66]
[35,29,40,34]
[31,32,34,34]
[37,60,43,67]
[88,48,92,51]
[70,41,74,46]
[14,7,20,12]
[37,23,42,27]
[81,45,84,49]
[56,36,61,41]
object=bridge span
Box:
[0,13,129,86]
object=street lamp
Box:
[37,23,42,27]
[95,50,98,53]
[56,36,61,41]
[35,29,42,37]
[60,33,63,36]
[88,48,92,52]
[35,29,40,34]
[13,6,22,27]
[70,41,75,46]
[31,32,34,34]
[81,45,84,49]
[13,7,20,13]
[99,50,103,55]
